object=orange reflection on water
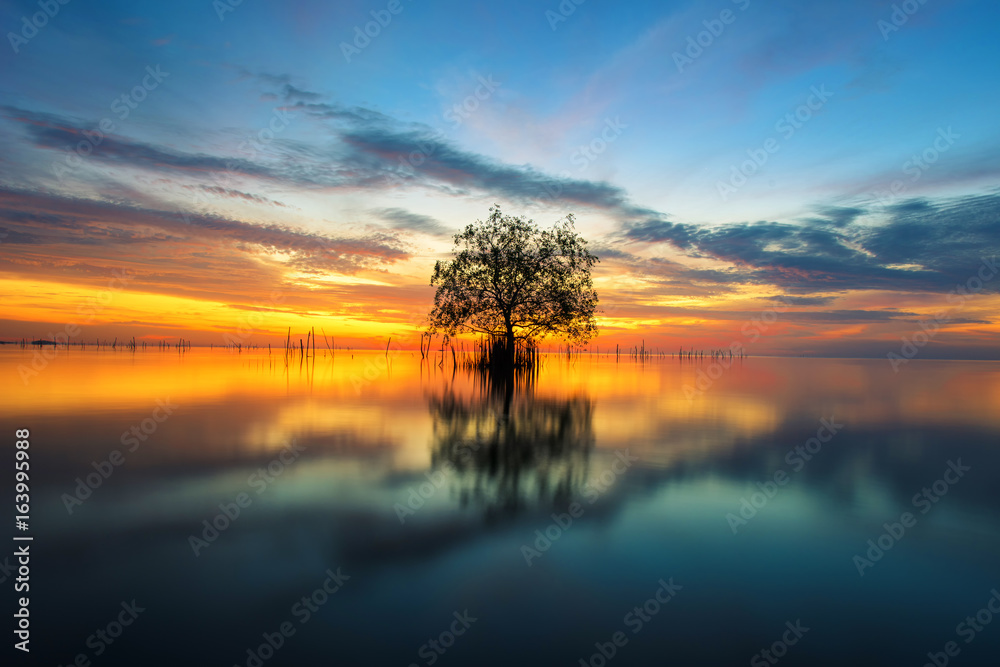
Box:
[2,350,1000,473]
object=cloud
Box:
[621,218,697,248]
[0,188,410,279]
[0,227,40,244]
[282,84,323,103]
[2,106,284,182]
[775,295,836,306]
[374,208,451,237]
[622,192,1000,295]
[802,205,866,228]
[777,309,917,322]
[339,124,650,218]
[246,81,669,220]
[280,100,395,125]
[865,193,1000,281]
[232,69,292,88]
[3,101,661,225]
[184,185,289,208]
[4,71,995,332]
[586,244,639,262]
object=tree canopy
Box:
[428,205,599,355]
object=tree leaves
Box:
[428,205,599,345]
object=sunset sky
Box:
[1,0,999,356]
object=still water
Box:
[3,349,1000,666]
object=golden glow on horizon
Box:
[4,264,1000,351]
[288,272,394,287]
[0,277,423,344]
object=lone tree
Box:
[428,205,599,363]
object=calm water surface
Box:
[3,349,999,666]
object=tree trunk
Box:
[505,323,515,366]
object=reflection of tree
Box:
[427,367,594,519]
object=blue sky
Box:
[1,0,999,355]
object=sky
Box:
[1,0,999,357]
